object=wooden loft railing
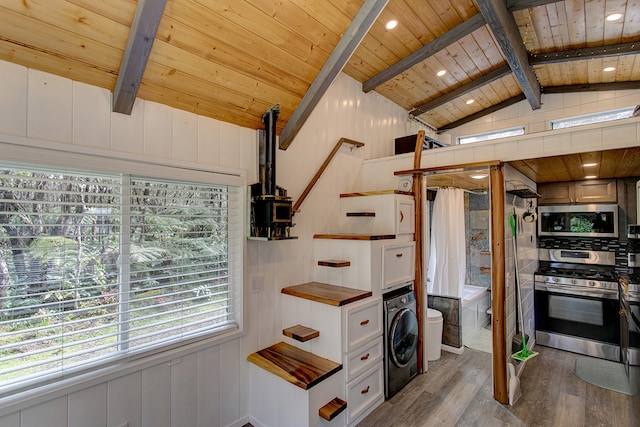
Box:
[292,138,364,213]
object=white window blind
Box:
[550,106,635,130]
[458,126,525,144]
[0,165,242,394]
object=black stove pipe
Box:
[262,104,280,196]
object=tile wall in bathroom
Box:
[465,192,491,287]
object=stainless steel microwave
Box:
[538,204,618,238]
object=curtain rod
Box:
[427,186,488,195]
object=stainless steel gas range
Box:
[534,249,620,362]
[621,273,640,366]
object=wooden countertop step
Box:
[319,397,347,421]
[247,342,342,390]
[313,233,396,240]
[282,282,372,306]
[317,259,351,268]
[283,324,320,342]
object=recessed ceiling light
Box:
[585,175,598,179]
[466,99,475,105]
[603,66,616,72]
[606,13,623,21]
[386,20,398,30]
[583,163,598,167]
[469,170,489,179]
[437,69,447,77]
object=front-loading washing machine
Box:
[383,285,418,399]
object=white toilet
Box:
[425,308,444,361]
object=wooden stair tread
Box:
[313,233,396,241]
[283,324,320,342]
[319,397,347,421]
[282,282,372,306]
[247,342,342,390]
[340,190,413,197]
[317,259,351,268]
[346,212,376,217]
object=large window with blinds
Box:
[0,164,243,395]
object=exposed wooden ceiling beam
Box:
[410,65,511,116]
[542,81,640,93]
[437,94,526,132]
[507,0,561,12]
[530,42,640,65]
[279,0,389,150]
[112,0,167,114]
[363,14,486,93]
[476,0,541,110]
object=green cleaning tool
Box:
[510,209,539,362]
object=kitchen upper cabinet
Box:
[538,179,617,204]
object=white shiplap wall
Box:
[0,60,417,427]
[0,60,257,427]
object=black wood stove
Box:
[249,105,296,240]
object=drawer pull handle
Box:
[360,353,370,361]
[360,319,370,326]
[361,386,370,394]
[396,253,403,258]
[400,211,404,222]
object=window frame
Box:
[0,140,247,400]
[550,106,636,130]
[457,126,525,145]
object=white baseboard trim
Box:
[441,343,464,355]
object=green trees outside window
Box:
[0,166,236,392]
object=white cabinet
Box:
[342,298,384,426]
[314,237,415,296]
[339,192,415,236]
[345,297,382,353]
[267,188,417,426]
[382,242,416,291]
[249,361,345,427]
[396,197,415,235]
[281,294,383,427]
[345,364,384,425]
[344,338,383,382]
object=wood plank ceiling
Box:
[509,146,640,183]
[0,0,639,148]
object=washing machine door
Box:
[390,307,418,367]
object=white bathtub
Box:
[461,285,491,344]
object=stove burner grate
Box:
[535,267,617,282]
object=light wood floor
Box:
[358,346,639,426]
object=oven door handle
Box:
[535,283,618,299]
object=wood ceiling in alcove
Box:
[508,146,640,184]
[426,173,490,191]
[419,146,640,190]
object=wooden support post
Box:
[490,163,508,404]
[413,131,425,374]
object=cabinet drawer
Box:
[345,298,382,353]
[382,242,415,289]
[396,198,415,235]
[345,337,383,382]
[345,364,384,424]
